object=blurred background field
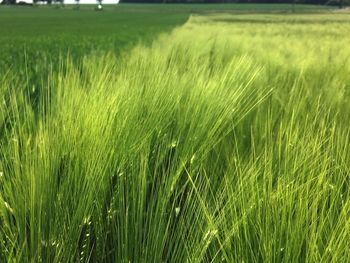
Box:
[0,4,336,85]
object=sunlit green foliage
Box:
[0,12,350,262]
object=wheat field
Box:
[1,12,350,262]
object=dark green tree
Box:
[1,0,16,4]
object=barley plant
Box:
[0,13,350,262]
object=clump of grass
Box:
[1,13,350,262]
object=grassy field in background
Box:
[1,5,350,263]
[0,5,188,85]
[0,4,334,83]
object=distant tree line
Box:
[1,0,348,7]
[32,0,64,4]
[117,0,349,6]
[0,0,63,4]
[119,0,347,5]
